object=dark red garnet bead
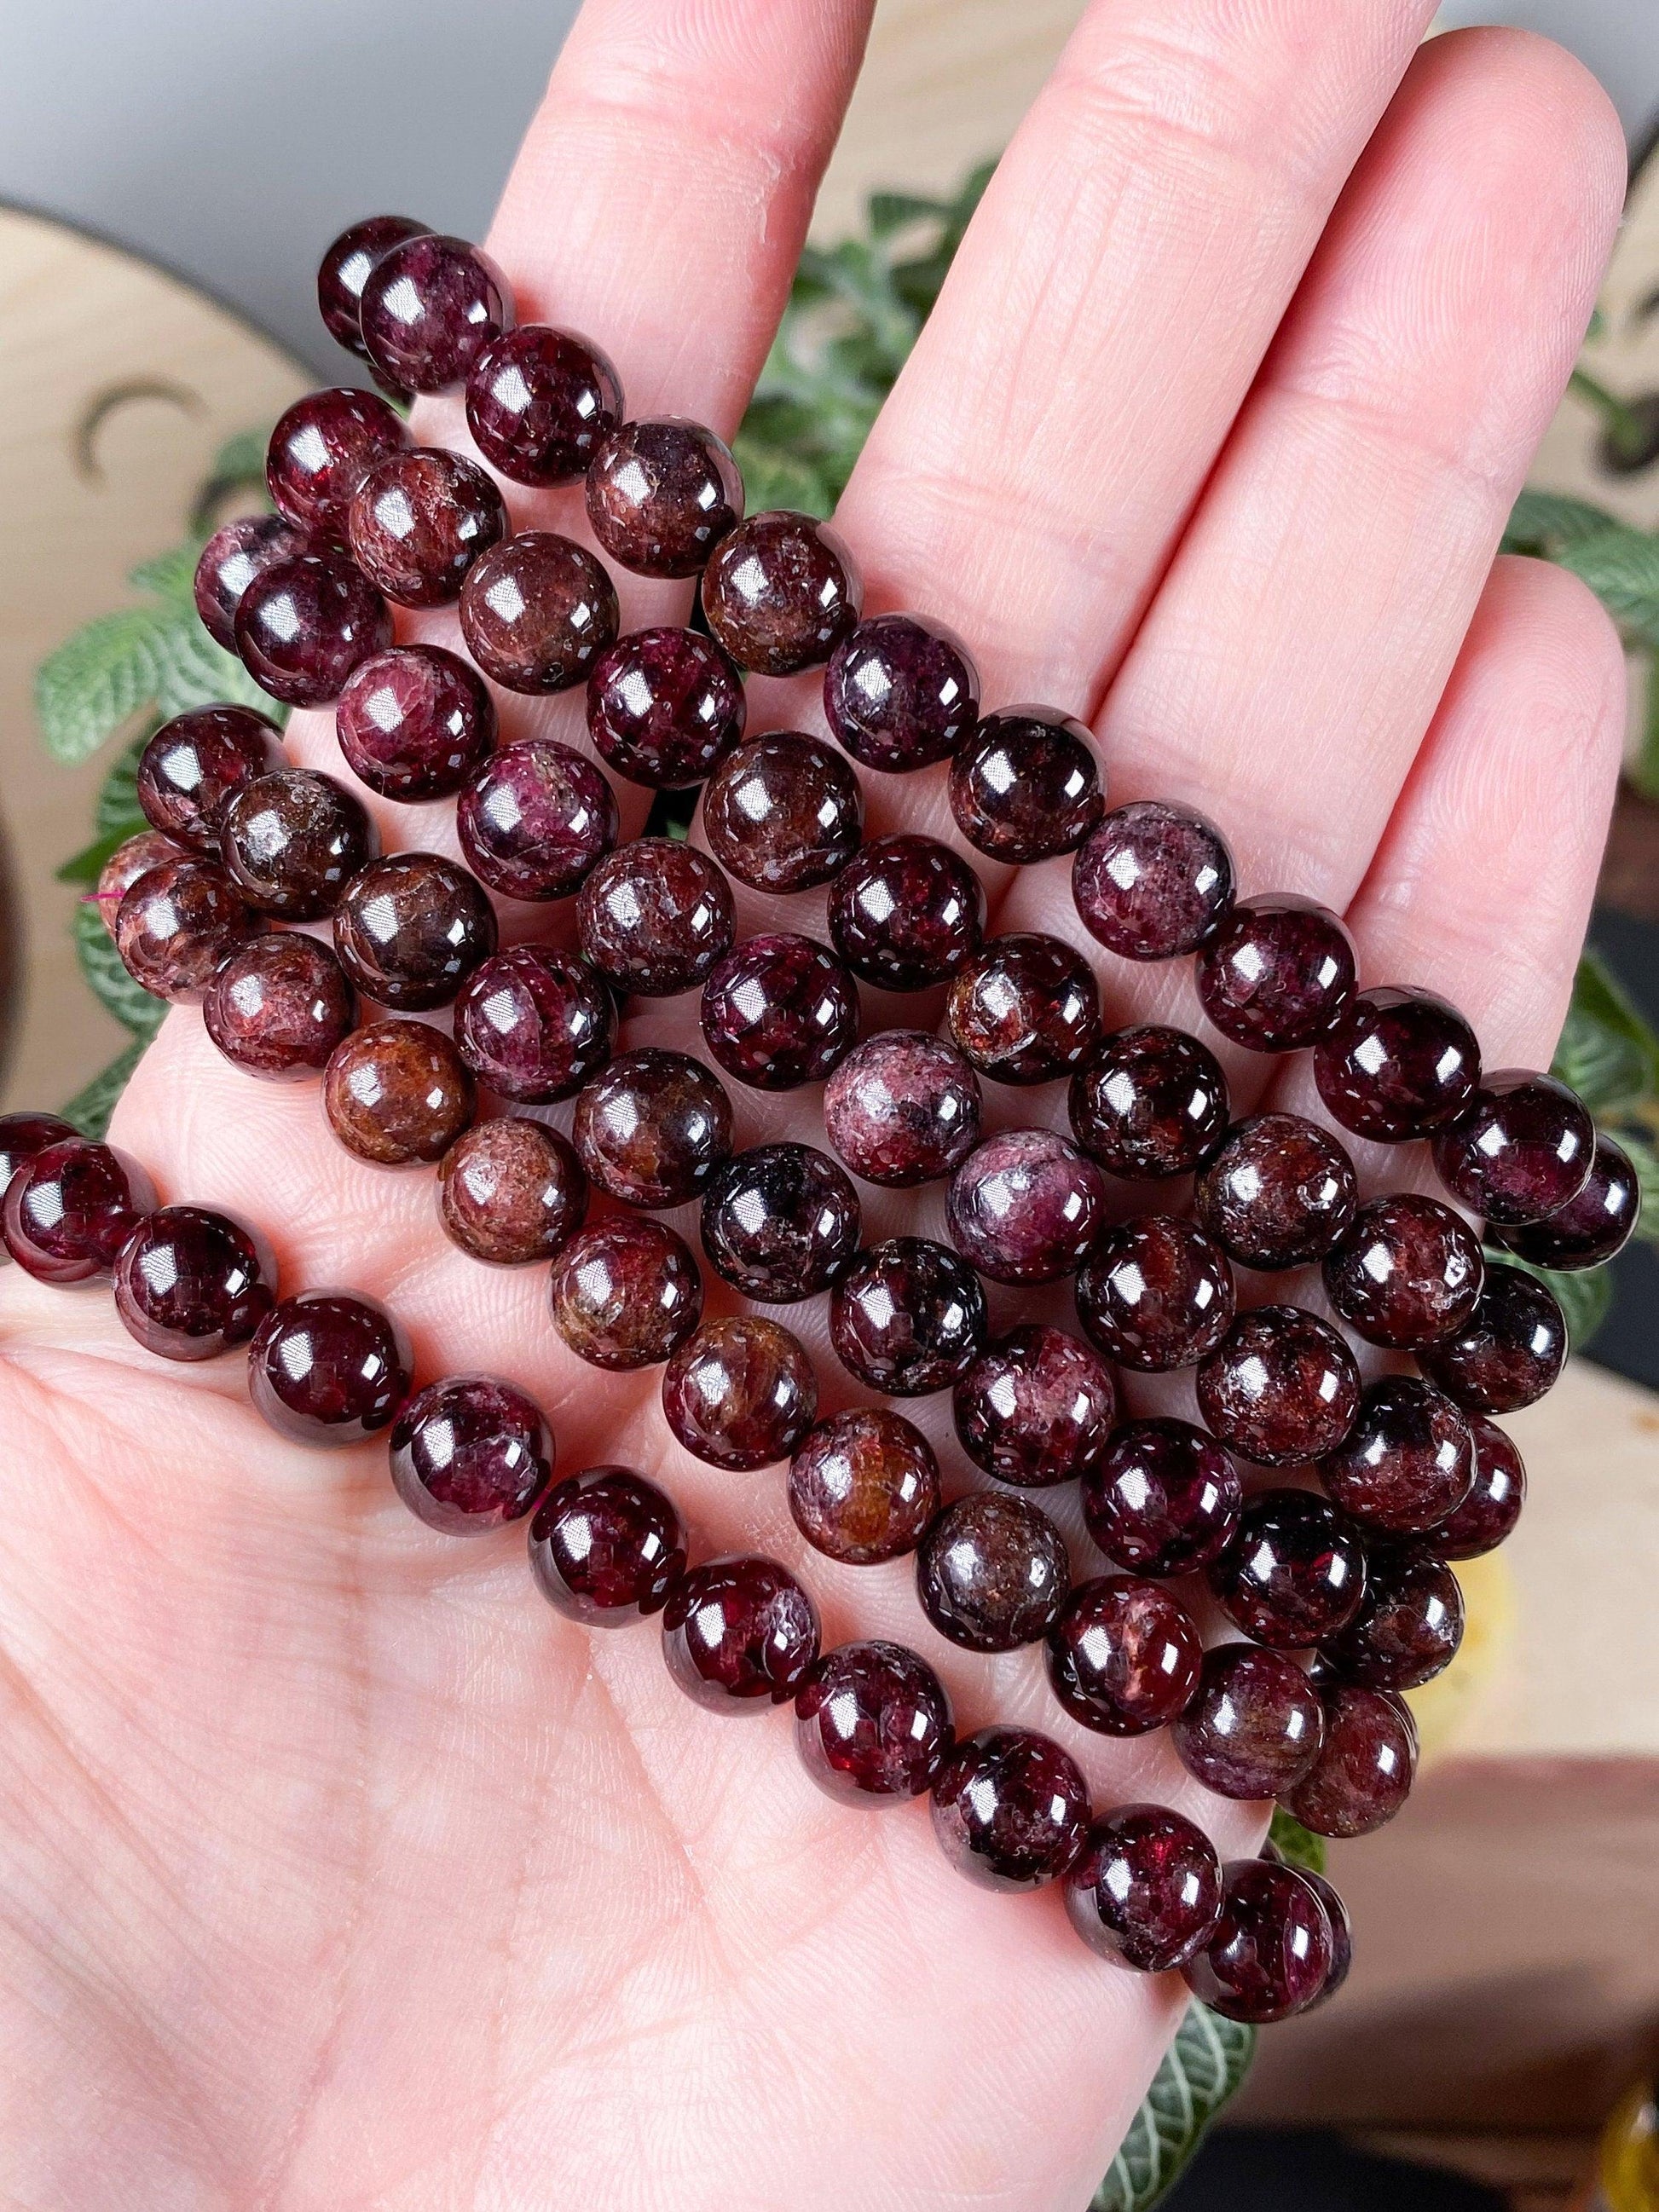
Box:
[1196,1305,1361,1466]
[702,510,861,676]
[830,833,986,993]
[830,1237,987,1396]
[1081,1418,1242,1577]
[137,706,285,852]
[1195,894,1357,1051]
[586,627,745,791]
[359,233,514,394]
[587,417,744,576]
[1416,1262,1568,1415]
[460,534,620,696]
[548,1217,702,1371]
[317,213,429,362]
[946,933,1100,1085]
[1183,1860,1334,2024]
[701,732,863,893]
[1075,1215,1236,1372]
[1194,1113,1358,1273]
[1299,1870,1353,2013]
[932,1728,1090,1893]
[1431,1415,1525,1559]
[1323,1193,1485,1350]
[948,707,1103,863]
[1317,1377,1475,1535]
[1320,1550,1464,1690]
[1066,1806,1224,1972]
[389,1375,553,1535]
[916,1492,1071,1653]
[662,1556,820,1711]
[465,323,621,485]
[458,740,618,904]
[112,1204,275,1360]
[952,1324,1117,1489]
[0,1113,77,1216]
[1171,1644,1326,1800]
[247,1291,412,1447]
[662,1316,818,1472]
[337,644,496,804]
[438,1118,587,1268]
[323,1020,475,1168]
[96,832,185,935]
[333,852,497,1011]
[699,1142,861,1302]
[824,1030,981,1189]
[577,837,733,996]
[1072,800,1235,961]
[1208,1488,1367,1649]
[794,1641,953,1805]
[700,933,860,1090]
[1431,1070,1596,1227]
[1045,1575,1204,1737]
[116,857,257,1002]
[265,387,408,540]
[1499,1131,1641,1271]
[1068,1025,1230,1179]
[574,1048,731,1210]
[1314,985,1480,1142]
[347,446,506,607]
[194,513,308,651]
[234,551,392,709]
[454,946,614,1104]
[219,768,375,921]
[3,1139,157,1283]
[823,612,980,772]
[1284,1681,1417,1839]
[529,1467,686,1625]
[789,1407,940,1566]
[947,1127,1108,1285]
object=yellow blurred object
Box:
[1404,1549,1516,1766]
[1572,2079,1659,2211]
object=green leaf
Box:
[152,611,280,722]
[1500,488,1621,557]
[1267,1808,1327,1876]
[1614,1129,1659,1245]
[61,1037,147,1141]
[1558,528,1659,645]
[55,828,133,887]
[1092,2002,1257,2212]
[1490,1247,1612,1351]
[1553,947,1659,1117]
[35,607,169,764]
[95,737,151,842]
[129,540,204,609]
[73,898,167,1039]
[209,427,269,488]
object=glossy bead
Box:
[219,767,375,920]
[333,852,495,1011]
[824,1031,981,1189]
[136,706,285,852]
[823,612,980,772]
[1045,1575,1204,1736]
[1314,985,1481,1141]
[247,1291,411,1447]
[1299,1871,1354,2012]
[1431,1070,1596,1227]
[788,1408,939,1565]
[316,213,429,362]
[1208,1488,1367,1649]
[359,233,514,394]
[916,1491,1070,1652]
[946,933,1100,1085]
[1317,1377,1475,1535]
[1195,894,1357,1051]
[830,1237,987,1395]
[110,1204,274,1360]
[1431,1414,1526,1559]
[3,1139,155,1283]
[953,1324,1117,1489]
[458,739,619,904]
[1416,1262,1568,1415]
[337,644,496,803]
[1072,800,1235,961]
[459,533,619,695]
[389,1376,552,1535]
[1081,1418,1241,1577]
[1196,1305,1361,1466]
[700,933,860,1090]
[586,416,743,575]
[323,1019,474,1166]
[1075,1215,1236,1372]
[585,626,745,789]
[1320,1550,1464,1690]
[529,1467,685,1624]
[1171,1644,1326,1799]
[465,323,621,485]
[576,837,733,996]
[830,834,985,992]
[1500,1132,1642,1270]
[949,707,1103,863]
[204,933,354,1080]
[702,510,861,676]
[932,1728,1090,1892]
[1194,1113,1358,1272]
[1322,1194,1486,1350]
[947,1127,1108,1285]
[547,1216,702,1370]
[115,858,257,1002]
[662,1556,819,1710]
[234,551,392,708]
[1182,1860,1334,2024]
[0,1114,76,1217]
[794,1641,952,1804]
[573,1048,731,1209]
[701,732,863,892]
[265,387,408,540]
[438,1118,587,1267]
[1284,1681,1417,1839]
[662,1315,818,1471]
[454,946,615,1103]
[95,831,187,935]
[194,512,308,650]
[347,446,506,607]
[1066,1806,1223,1972]
[699,1142,860,1302]
[1068,1025,1229,1179]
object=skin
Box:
[0,3,1628,2206]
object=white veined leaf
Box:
[153,615,280,722]
[34,608,169,764]
[1558,528,1659,644]
[73,898,167,1040]
[1091,2002,1257,2212]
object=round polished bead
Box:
[701,732,863,892]
[454,946,614,1104]
[947,1127,1108,1285]
[1195,894,1357,1051]
[3,1139,156,1283]
[219,767,375,920]
[823,611,980,772]
[1431,1070,1596,1227]
[1314,985,1481,1142]
[0,1114,76,1216]
[1182,1860,1334,2024]
[115,857,257,1002]
[204,933,354,1080]
[916,1491,1070,1653]
[1170,1643,1326,1799]
[438,1118,587,1267]
[824,1030,981,1189]
[1284,1681,1417,1839]
[586,416,743,575]
[702,510,861,676]
[1045,1574,1204,1736]
[323,1019,474,1166]
[1299,1870,1354,2013]
[1415,1262,1568,1415]
[194,512,308,650]
[347,446,506,607]
[585,627,745,790]
[573,1048,731,1209]
[1317,1377,1475,1535]
[830,834,985,992]
[247,1291,411,1447]
[465,323,621,484]
[830,1236,987,1396]
[662,1316,818,1471]
[700,933,860,1090]
[458,740,619,904]
[338,644,496,802]
[662,1556,819,1711]
[389,1375,552,1535]
[1208,1488,1367,1649]
[1195,1305,1361,1466]
[112,1205,275,1360]
[359,233,513,394]
[333,852,496,1011]
[952,1324,1117,1489]
[948,707,1103,863]
[932,1728,1090,1893]
[1194,1113,1359,1272]
[137,706,285,852]
[699,1142,860,1302]
[1499,1132,1642,1271]
[234,551,392,708]
[576,837,733,996]
[946,932,1100,1085]
[265,387,408,540]
[1068,1025,1230,1179]
[1075,1215,1236,1372]
[788,1407,939,1565]
[1065,1806,1223,1972]
[316,213,429,363]
[1072,800,1235,961]
[547,1216,702,1370]
[1320,1550,1464,1690]
[1081,1418,1242,1576]
[1323,1193,1486,1350]
[1430,1414,1525,1559]
[96,831,187,935]
[529,1467,685,1625]
[460,534,620,695]
[794,1641,952,1804]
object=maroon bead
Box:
[1500,1132,1641,1271]
[333,852,495,1011]
[3,1139,156,1284]
[699,1142,860,1302]
[830,1237,987,1396]
[1182,1860,1334,2024]
[458,740,619,904]
[789,1407,939,1565]
[576,837,733,996]
[946,933,1100,1085]
[347,446,505,608]
[574,1048,731,1209]
[1196,1305,1361,1466]
[1318,1377,1475,1535]
[460,534,619,696]
[389,1375,552,1535]
[1075,1216,1236,1372]
[0,1114,77,1217]
[702,510,861,676]
[1171,1643,1326,1799]
[547,1216,702,1370]
[700,933,859,1090]
[359,233,513,394]
[1195,1113,1359,1273]
[1066,1806,1223,1972]
[701,732,863,892]
[586,627,745,790]
[824,1031,981,1189]
[1314,985,1480,1142]
[1431,1070,1596,1227]
[662,1556,819,1710]
[529,1467,685,1625]
[465,323,621,484]
[1195,894,1357,1051]
[219,767,375,920]
[794,1640,952,1804]
[1284,1681,1417,1839]
[1082,1418,1242,1577]
[830,834,985,993]
[662,1315,818,1471]
[323,1019,474,1166]
[204,933,354,1080]
[266,388,408,540]
[1209,1488,1367,1649]
[95,832,187,937]
[438,1118,587,1268]
[932,1728,1089,1892]
[337,644,496,803]
[111,1204,274,1360]
[1320,1549,1464,1690]
[247,1290,411,1447]
[1299,1870,1354,2012]
[454,946,614,1104]
[1416,1262,1568,1415]
[1069,1025,1229,1179]
[1431,1414,1525,1559]
[916,1492,1070,1652]
[235,551,392,709]
[194,512,308,650]
[823,613,980,773]
[137,706,285,852]
[1322,1194,1485,1352]
[1045,1574,1204,1736]
[115,858,257,1002]
[947,1127,1108,1285]
[949,707,1103,864]
[953,1324,1117,1489]
[587,416,743,576]
[316,213,429,363]
[1072,800,1235,961]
